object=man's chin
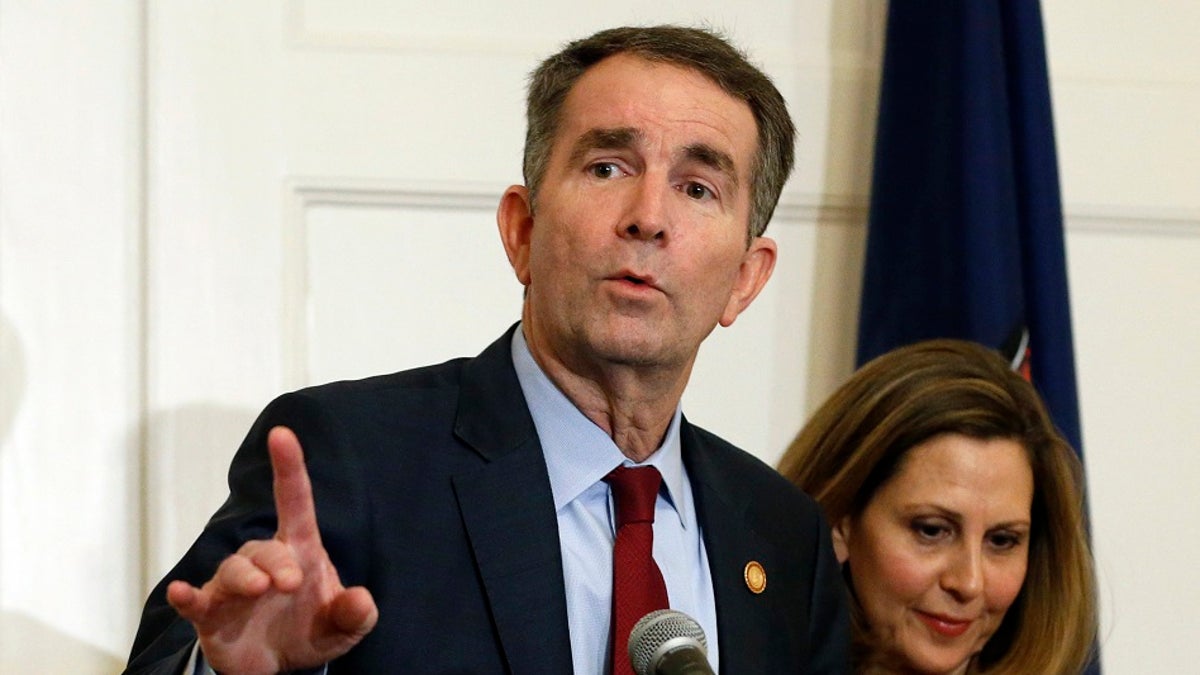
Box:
[587,335,686,371]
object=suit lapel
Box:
[683,421,779,674]
[451,327,573,674]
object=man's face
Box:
[499,53,775,378]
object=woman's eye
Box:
[912,520,949,541]
[988,532,1023,551]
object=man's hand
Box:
[166,426,378,675]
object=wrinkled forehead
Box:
[555,54,758,173]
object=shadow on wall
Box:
[117,404,260,669]
[122,402,258,667]
[0,314,123,672]
[141,402,261,589]
[803,1,887,410]
[0,312,24,446]
[0,612,123,674]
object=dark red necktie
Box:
[605,465,669,675]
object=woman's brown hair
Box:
[778,339,1097,673]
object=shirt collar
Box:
[511,325,691,530]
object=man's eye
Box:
[684,182,713,200]
[590,163,621,179]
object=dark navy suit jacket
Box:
[125,326,849,673]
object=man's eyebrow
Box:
[568,127,642,166]
[567,129,741,190]
[682,143,739,190]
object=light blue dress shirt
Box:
[511,327,719,674]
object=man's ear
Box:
[831,515,851,564]
[718,235,777,327]
[497,185,534,286]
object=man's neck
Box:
[524,334,692,463]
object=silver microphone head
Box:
[627,609,708,675]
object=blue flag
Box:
[857,3,1097,670]
[858,0,1082,455]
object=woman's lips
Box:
[916,611,972,638]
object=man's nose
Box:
[619,180,669,242]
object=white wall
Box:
[1044,3,1200,670]
[0,2,1195,673]
[0,2,140,672]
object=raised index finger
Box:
[268,425,322,545]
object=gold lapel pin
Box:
[744,560,766,594]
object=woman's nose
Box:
[940,545,984,601]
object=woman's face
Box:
[834,433,1034,674]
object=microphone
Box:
[627,609,715,675]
